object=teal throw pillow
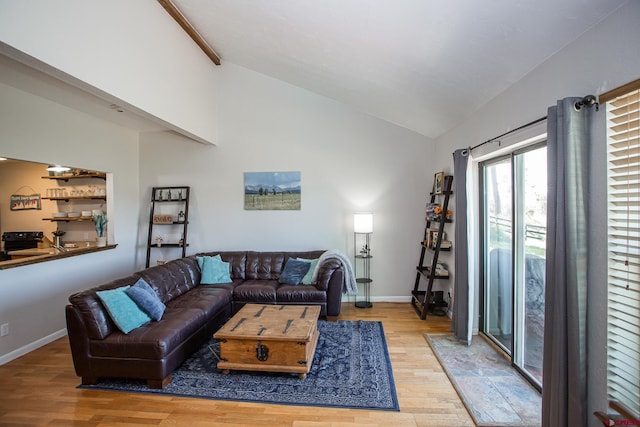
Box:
[125,278,165,321]
[96,286,151,334]
[196,254,221,270]
[296,257,319,284]
[279,259,311,285]
[197,255,232,285]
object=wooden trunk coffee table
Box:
[214,304,321,379]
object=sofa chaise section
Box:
[66,257,231,388]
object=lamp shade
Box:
[353,212,373,233]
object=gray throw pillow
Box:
[125,278,166,321]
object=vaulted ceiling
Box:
[170,0,628,139]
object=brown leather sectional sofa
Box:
[65,250,344,388]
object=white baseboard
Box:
[0,329,67,366]
[341,296,412,303]
[371,296,412,303]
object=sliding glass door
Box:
[481,144,546,387]
[483,157,514,352]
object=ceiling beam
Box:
[157,0,221,66]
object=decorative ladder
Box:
[410,175,453,319]
[145,186,190,268]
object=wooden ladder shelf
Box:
[411,175,453,319]
[145,186,190,268]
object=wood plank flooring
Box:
[0,302,474,426]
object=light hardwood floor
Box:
[0,302,474,426]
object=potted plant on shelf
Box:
[93,213,107,247]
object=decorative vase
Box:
[97,236,107,247]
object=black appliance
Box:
[1,232,44,260]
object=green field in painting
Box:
[244,193,301,210]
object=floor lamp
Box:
[353,213,373,308]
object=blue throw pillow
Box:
[125,278,165,321]
[96,286,151,334]
[279,259,311,285]
[197,255,232,285]
[296,258,319,284]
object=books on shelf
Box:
[426,229,450,249]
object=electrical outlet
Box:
[0,323,8,337]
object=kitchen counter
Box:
[8,248,61,257]
[0,243,117,269]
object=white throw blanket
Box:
[312,249,358,295]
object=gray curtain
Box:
[542,97,595,427]
[452,149,470,344]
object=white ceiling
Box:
[173,0,628,139]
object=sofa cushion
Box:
[135,258,200,303]
[245,252,285,280]
[96,286,151,334]
[279,259,311,285]
[197,255,232,285]
[90,287,231,359]
[167,286,232,317]
[233,279,278,303]
[125,279,166,321]
[276,284,327,303]
[90,307,204,359]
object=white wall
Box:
[0,0,219,144]
[139,63,433,301]
[431,2,640,424]
[433,1,640,164]
[433,0,640,322]
[0,82,140,363]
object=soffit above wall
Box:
[0,44,211,144]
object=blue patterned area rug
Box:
[425,333,541,426]
[79,320,399,411]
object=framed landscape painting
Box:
[244,171,301,210]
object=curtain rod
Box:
[469,94,598,152]
[469,116,547,152]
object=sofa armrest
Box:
[315,259,344,318]
[314,259,342,291]
[65,304,92,378]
